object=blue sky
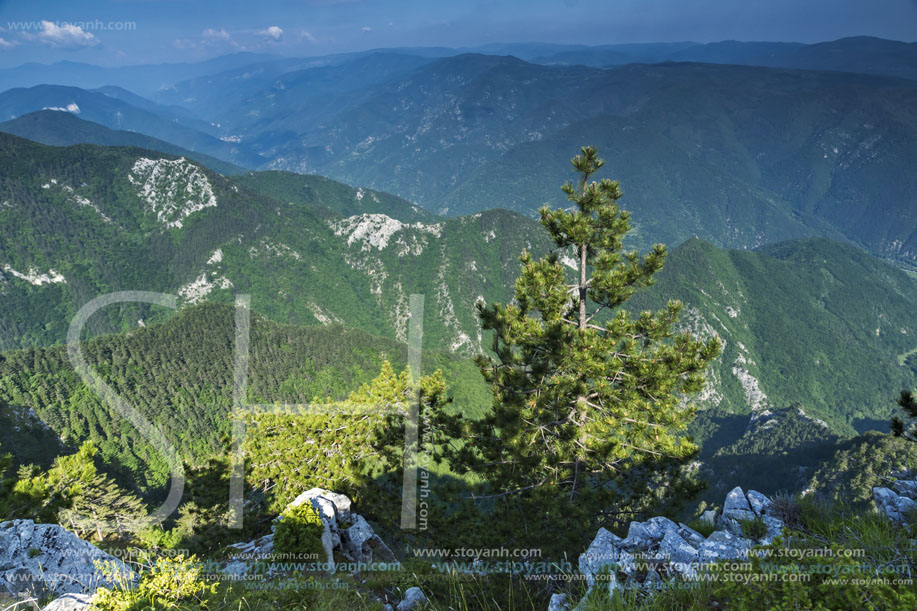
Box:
[0,0,915,68]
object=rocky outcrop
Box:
[226,487,397,577]
[395,586,428,610]
[873,471,917,525]
[0,520,133,600]
[575,487,783,605]
[41,593,93,611]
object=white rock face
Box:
[128,157,217,229]
[560,253,579,270]
[72,195,112,224]
[178,272,233,304]
[1,264,66,286]
[0,520,133,599]
[732,353,769,412]
[329,214,442,252]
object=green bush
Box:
[686,518,716,538]
[92,554,218,610]
[89,553,360,610]
[273,502,326,561]
[738,516,768,541]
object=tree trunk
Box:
[578,243,587,330]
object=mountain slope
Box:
[2,134,914,467]
[0,134,549,354]
[155,52,437,132]
[230,170,433,222]
[0,303,488,492]
[632,237,917,436]
[0,111,244,175]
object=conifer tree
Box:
[438,146,720,506]
[1,441,147,540]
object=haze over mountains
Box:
[0,35,915,507]
[2,37,914,268]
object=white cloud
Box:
[361,26,372,32]
[257,26,284,41]
[42,103,81,114]
[175,28,240,50]
[0,37,17,49]
[202,28,234,43]
[33,21,98,48]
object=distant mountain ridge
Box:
[240,56,917,266]
[0,111,245,175]
[2,42,914,267]
[0,85,261,168]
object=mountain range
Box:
[1,37,915,507]
[4,43,914,267]
[1,133,914,499]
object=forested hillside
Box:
[0,303,487,493]
[0,134,549,353]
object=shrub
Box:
[769,493,802,530]
[92,554,218,610]
[686,518,716,538]
[738,516,768,541]
[273,502,326,561]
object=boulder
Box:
[623,516,677,548]
[286,488,353,529]
[226,489,397,578]
[697,530,752,563]
[718,487,756,535]
[564,487,788,609]
[577,527,636,599]
[656,529,698,567]
[873,486,917,525]
[891,479,917,499]
[0,520,133,599]
[676,523,706,548]
[745,490,772,517]
[344,515,396,564]
[225,533,276,577]
[396,586,428,610]
[42,593,93,611]
[578,528,623,590]
[547,592,571,611]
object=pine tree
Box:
[1,440,148,540]
[437,146,720,509]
